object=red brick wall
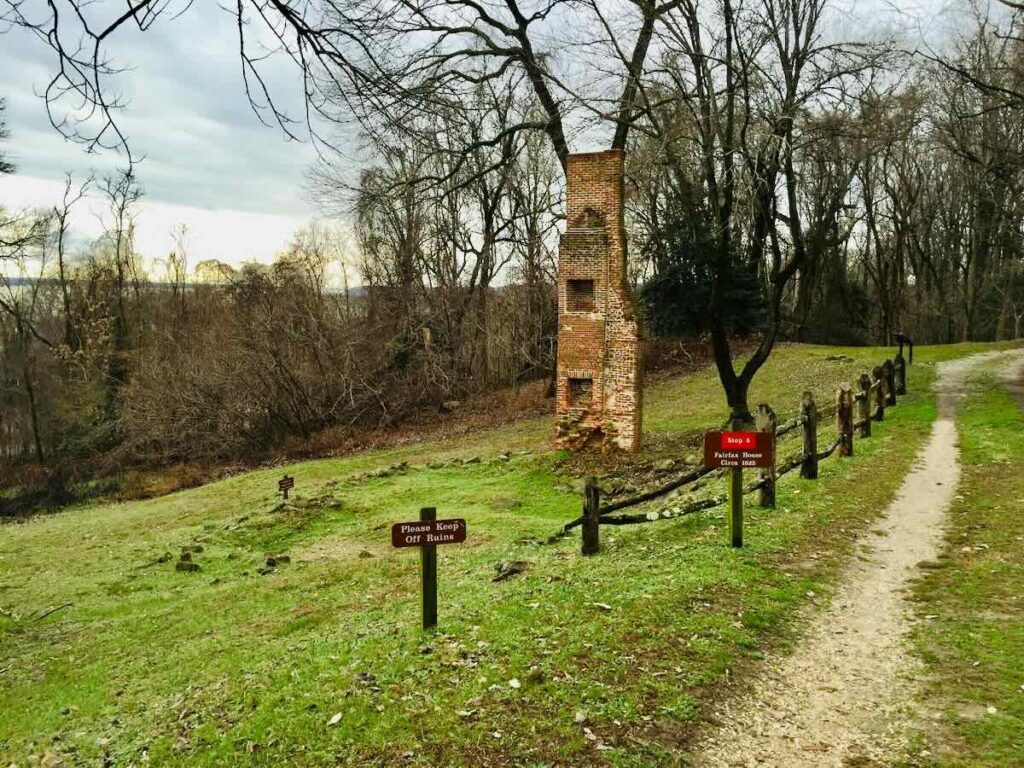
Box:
[555,150,642,451]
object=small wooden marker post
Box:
[857,373,872,438]
[582,477,600,556]
[391,510,467,631]
[894,352,907,396]
[278,475,294,500]
[872,366,886,421]
[837,384,854,457]
[800,391,818,480]
[755,404,777,508]
[883,359,897,406]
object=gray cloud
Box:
[0,4,323,217]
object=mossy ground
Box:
[0,342,1017,767]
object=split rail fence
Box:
[552,348,911,554]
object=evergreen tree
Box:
[641,189,764,337]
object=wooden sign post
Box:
[278,475,294,500]
[728,452,743,548]
[703,429,774,548]
[391,509,467,630]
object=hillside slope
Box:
[0,342,1017,767]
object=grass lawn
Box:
[0,342,1016,767]
[908,359,1024,767]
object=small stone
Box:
[493,561,531,582]
[656,459,677,472]
[358,550,374,559]
[508,678,521,689]
[175,561,200,573]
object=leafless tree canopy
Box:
[0,0,682,166]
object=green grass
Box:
[0,342,1015,767]
[908,359,1024,767]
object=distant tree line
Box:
[0,117,560,505]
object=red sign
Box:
[703,431,774,468]
[391,519,467,548]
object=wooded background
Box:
[2,1,1024,507]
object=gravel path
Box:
[690,351,1023,768]
[997,353,1024,410]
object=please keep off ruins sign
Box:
[391,518,467,548]
[703,431,774,469]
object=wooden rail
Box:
[549,355,909,547]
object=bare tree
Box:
[644,0,888,421]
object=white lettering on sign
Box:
[391,518,467,548]
[721,432,757,450]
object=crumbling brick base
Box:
[555,150,642,451]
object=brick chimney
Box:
[555,150,642,451]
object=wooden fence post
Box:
[420,506,438,630]
[857,373,872,438]
[756,403,777,507]
[837,384,854,457]
[894,352,907,395]
[801,391,818,480]
[872,366,886,421]
[582,477,600,556]
[883,359,897,406]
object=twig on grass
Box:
[34,603,73,622]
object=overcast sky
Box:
[0,2,349,268]
[0,0,982,271]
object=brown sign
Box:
[391,518,467,548]
[278,475,295,492]
[703,431,774,468]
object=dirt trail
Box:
[691,351,1023,768]
[997,354,1024,410]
